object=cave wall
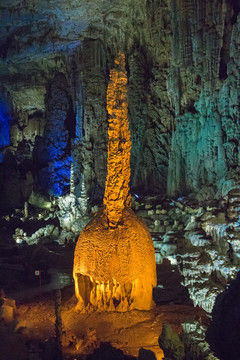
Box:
[167,0,240,199]
[0,0,239,212]
[34,72,74,196]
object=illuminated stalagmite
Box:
[73,54,157,312]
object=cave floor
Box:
[0,243,205,359]
[0,284,207,360]
[63,303,207,359]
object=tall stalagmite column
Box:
[103,54,131,227]
[73,53,157,312]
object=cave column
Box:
[103,53,131,227]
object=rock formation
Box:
[73,53,157,312]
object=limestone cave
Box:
[0,0,240,359]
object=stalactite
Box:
[70,162,75,195]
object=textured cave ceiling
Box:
[0,0,141,77]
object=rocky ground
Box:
[0,278,210,360]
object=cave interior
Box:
[0,0,240,359]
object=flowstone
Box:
[74,207,156,311]
[73,53,157,312]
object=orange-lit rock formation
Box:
[103,53,131,228]
[73,53,157,312]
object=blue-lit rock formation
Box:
[0,99,11,162]
[34,72,74,196]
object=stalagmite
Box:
[73,53,157,312]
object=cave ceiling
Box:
[0,0,144,79]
